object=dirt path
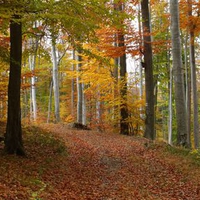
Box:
[40,124,200,200]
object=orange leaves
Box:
[39,124,200,199]
[1,123,200,199]
[180,0,200,34]
[95,26,141,58]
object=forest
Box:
[0,0,200,199]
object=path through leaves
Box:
[39,124,200,200]
[0,123,200,199]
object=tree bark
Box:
[170,0,187,146]
[51,36,60,123]
[77,50,83,124]
[184,33,191,148]
[4,15,25,156]
[118,2,129,135]
[188,1,199,148]
[168,66,173,145]
[189,30,199,148]
[82,83,86,125]
[141,0,155,140]
[71,50,76,117]
[29,37,38,121]
[47,78,53,123]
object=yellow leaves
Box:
[64,115,74,123]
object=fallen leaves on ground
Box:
[0,122,200,199]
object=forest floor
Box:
[0,122,200,199]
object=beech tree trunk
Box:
[168,67,173,145]
[71,50,76,117]
[47,78,53,123]
[4,15,25,156]
[141,0,155,140]
[184,34,191,147]
[77,50,83,124]
[51,36,60,123]
[170,0,187,146]
[29,38,38,121]
[82,83,86,125]
[189,31,199,148]
[188,1,199,148]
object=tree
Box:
[141,0,155,140]
[28,32,39,121]
[51,35,60,123]
[118,2,129,135]
[188,0,199,148]
[76,50,84,124]
[170,0,187,146]
[4,15,25,155]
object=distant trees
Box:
[1,0,120,155]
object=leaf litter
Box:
[0,122,199,199]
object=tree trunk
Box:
[188,1,199,148]
[141,0,155,140]
[189,31,199,148]
[71,50,76,117]
[29,42,38,121]
[187,73,191,147]
[168,66,173,145]
[77,50,83,124]
[184,33,191,148]
[47,78,53,123]
[170,0,187,146]
[82,83,86,125]
[96,86,102,131]
[22,77,28,118]
[118,3,129,135]
[4,15,25,156]
[138,4,143,101]
[51,37,60,123]
[28,22,40,122]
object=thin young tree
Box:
[188,0,199,148]
[76,50,84,124]
[28,34,39,121]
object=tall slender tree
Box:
[141,0,155,140]
[76,50,84,124]
[51,35,60,123]
[170,0,187,146]
[188,0,199,148]
[118,2,129,135]
[29,35,39,121]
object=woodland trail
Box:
[0,123,200,199]
[39,124,200,200]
